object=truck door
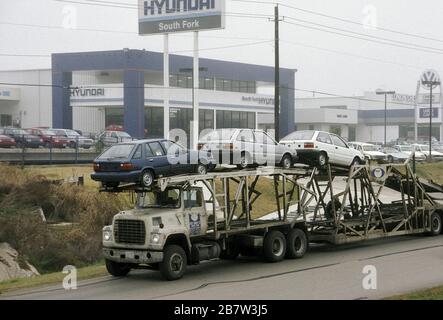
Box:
[183,188,208,236]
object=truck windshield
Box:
[137,188,181,209]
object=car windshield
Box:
[200,129,237,142]
[42,130,56,135]
[282,131,315,141]
[363,145,379,151]
[137,188,181,209]
[98,144,135,160]
[399,146,412,152]
[117,132,131,137]
[12,129,28,135]
[67,130,80,136]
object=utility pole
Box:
[422,78,441,162]
[274,5,281,141]
[376,89,395,146]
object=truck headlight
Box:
[150,233,161,244]
[103,227,112,241]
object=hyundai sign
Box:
[138,0,225,35]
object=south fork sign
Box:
[138,0,225,35]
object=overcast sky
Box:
[1,0,443,97]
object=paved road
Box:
[2,235,443,300]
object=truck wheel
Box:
[159,245,187,281]
[427,212,442,236]
[105,259,131,277]
[141,170,154,187]
[286,228,308,259]
[263,230,286,262]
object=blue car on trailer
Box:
[91,139,215,188]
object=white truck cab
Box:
[103,186,223,280]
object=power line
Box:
[231,0,443,44]
[282,20,443,56]
[283,16,443,54]
[48,0,443,55]
[279,2,443,45]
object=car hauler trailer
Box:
[100,163,443,280]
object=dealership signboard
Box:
[138,0,226,35]
[419,108,439,119]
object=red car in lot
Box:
[27,128,70,148]
[0,134,16,148]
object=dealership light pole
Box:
[179,66,208,148]
[422,79,440,161]
[376,89,396,146]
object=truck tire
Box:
[263,230,286,262]
[427,212,442,236]
[285,228,308,259]
[159,245,187,281]
[105,259,131,277]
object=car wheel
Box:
[280,154,292,169]
[196,163,207,175]
[263,230,286,263]
[350,157,362,167]
[388,155,394,163]
[105,259,131,277]
[317,152,328,167]
[285,228,308,259]
[69,142,77,149]
[141,170,154,187]
[236,152,250,170]
[44,142,51,149]
[159,245,187,281]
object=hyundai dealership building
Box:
[0,49,296,142]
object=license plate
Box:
[125,251,135,259]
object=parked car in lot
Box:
[91,139,215,188]
[2,128,43,148]
[0,132,16,148]
[380,147,410,163]
[348,142,388,162]
[26,128,70,148]
[97,130,134,147]
[198,129,296,169]
[52,129,94,149]
[412,144,443,161]
[280,130,364,167]
[393,145,426,161]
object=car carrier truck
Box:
[101,162,443,280]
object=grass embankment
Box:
[389,286,443,300]
[0,263,107,294]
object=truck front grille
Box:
[114,219,146,245]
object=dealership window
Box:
[170,107,192,135]
[0,114,12,127]
[199,77,214,90]
[105,108,124,128]
[348,126,356,142]
[199,109,214,132]
[145,107,164,138]
[215,78,256,93]
[216,110,256,129]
